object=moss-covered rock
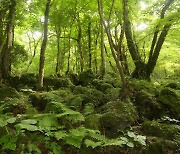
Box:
[142,137,180,154]
[141,120,180,141]
[29,92,48,112]
[157,87,180,119]
[78,69,95,86]
[134,91,162,120]
[0,87,19,100]
[100,100,138,138]
[73,86,107,107]
[91,79,113,93]
[85,114,101,130]
[44,77,73,90]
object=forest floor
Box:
[0,71,180,154]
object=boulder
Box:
[85,114,101,130]
[0,87,19,100]
[157,87,180,119]
[78,69,94,86]
[100,100,138,138]
[141,120,180,141]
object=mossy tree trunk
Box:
[123,0,174,80]
[37,0,51,89]
[1,0,16,79]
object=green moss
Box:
[100,101,138,138]
[141,121,180,141]
[73,86,107,107]
[78,69,94,86]
[44,77,73,90]
[29,92,48,112]
[85,114,101,130]
[158,87,180,118]
[91,79,113,93]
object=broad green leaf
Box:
[21,119,37,125]
[127,142,134,148]
[17,123,38,131]
[7,117,17,124]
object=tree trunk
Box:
[1,0,16,79]
[97,0,128,94]
[100,14,106,77]
[88,21,92,69]
[77,15,84,72]
[66,26,72,74]
[37,0,51,89]
[55,29,61,76]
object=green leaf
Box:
[54,130,67,140]
[2,142,16,150]
[7,117,17,124]
[17,123,38,131]
[127,131,136,138]
[134,135,146,146]
[127,142,134,148]
[0,118,7,127]
[21,119,37,124]
[85,139,102,148]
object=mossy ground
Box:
[0,73,180,153]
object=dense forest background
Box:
[0,0,180,153]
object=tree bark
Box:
[88,21,92,69]
[99,12,106,77]
[37,0,51,89]
[55,28,61,76]
[97,0,128,93]
[1,0,16,79]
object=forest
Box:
[0,0,180,153]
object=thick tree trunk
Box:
[1,0,16,79]
[37,0,51,89]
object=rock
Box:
[100,100,138,138]
[78,69,94,86]
[157,87,180,119]
[85,114,101,130]
[141,120,180,141]
[67,96,83,111]
[44,77,73,90]
[73,86,107,107]
[135,91,162,120]
[69,73,79,85]
[91,79,113,93]
[142,137,180,154]
[29,93,48,112]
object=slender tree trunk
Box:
[37,0,51,89]
[66,25,72,74]
[55,29,61,76]
[97,0,128,94]
[100,14,105,77]
[1,0,16,79]
[77,15,84,72]
[88,21,92,69]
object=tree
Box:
[1,0,16,79]
[37,0,51,89]
[123,0,177,80]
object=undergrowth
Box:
[0,101,146,153]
